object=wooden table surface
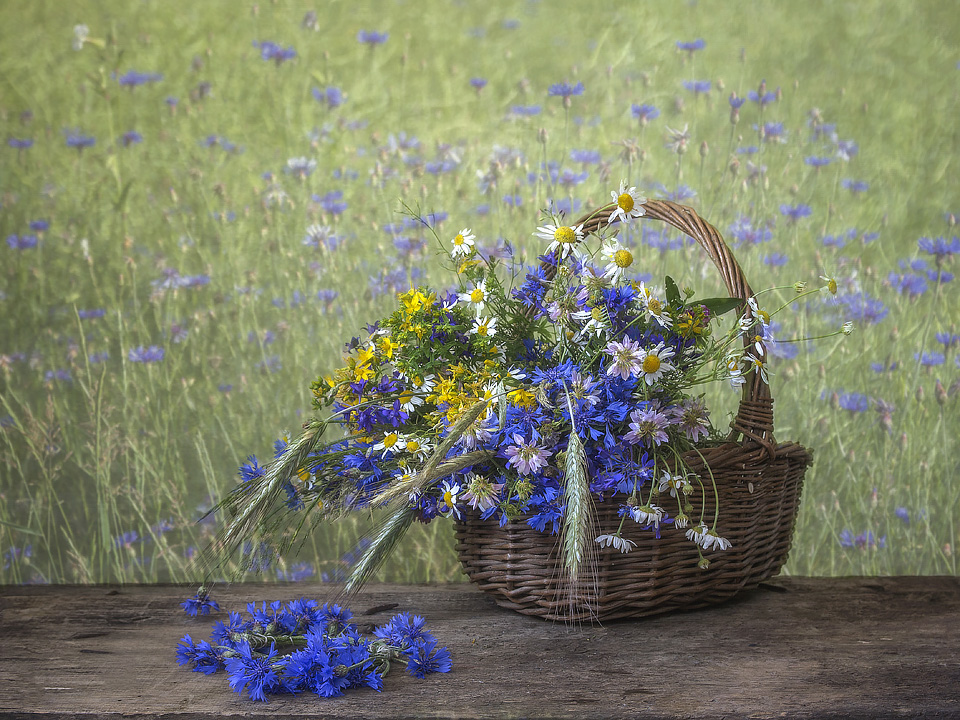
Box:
[1,577,958,719]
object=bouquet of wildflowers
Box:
[215,185,822,592]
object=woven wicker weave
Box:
[454,199,813,622]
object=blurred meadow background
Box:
[1,0,958,585]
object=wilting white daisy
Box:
[747,296,771,328]
[608,180,646,225]
[743,351,770,383]
[685,522,709,546]
[600,239,635,283]
[701,529,732,551]
[657,471,693,498]
[622,503,666,528]
[470,315,498,338]
[534,218,585,261]
[637,343,676,386]
[450,228,476,257]
[595,534,637,553]
[458,279,489,315]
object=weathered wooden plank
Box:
[1,577,958,719]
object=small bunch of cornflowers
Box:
[176,596,451,701]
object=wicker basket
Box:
[454,199,813,622]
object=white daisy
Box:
[600,239,634,283]
[450,228,476,258]
[372,431,403,459]
[470,315,498,338]
[534,217,585,261]
[458,279,489,315]
[637,343,676,387]
[743,351,770,383]
[595,534,637,553]
[608,180,646,225]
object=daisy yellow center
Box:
[648,298,662,315]
[383,433,399,449]
[642,355,661,374]
[758,309,770,323]
[406,440,420,452]
[827,278,837,294]
[470,288,485,303]
[614,248,633,268]
[617,192,635,212]
[476,323,489,336]
[554,226,576,245]
[443,489,456,506]
[591,306,604,321]
[454,234,465,246]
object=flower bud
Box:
[841,321,854,335]
[794,281,807,293]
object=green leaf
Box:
[113,179,135,212]
[698,296,744,316]
[664,275,681,306]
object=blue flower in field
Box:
[887,269,927,297]
[894,507,911,525]
[510,104,541,117]
[119,130,142,147]
[256,356,282,374]
[870,360,898,373]
[842,178,869,193]
[839,529,885,550]
[928,269,954,283]
[805,156,832,168]
[181,589,220,617]
[312,86,345,109]
[89,352,110,364]
[729,94,747,110]
[763,253,789,266]
[117,70,162,88]
[935,332,960,349]
[128,345,165,363]
[758,121,786,142]
[28,219,49,232]
[276,562,314,582]
[44,369,72,383]
[914,351,945,367]
[312,190,347,215]
[736,145,758,155]
[357,30,389,45]
[285,156,316,179]
[114,530,139,548]
[469,77,487,92]
[821,232,847,249]
[6,234,38,249]
[676,38,705,52]
[3,544,31,569]
[631,103,660,124]
[835,292,888,325]
[254,40,296,64]
[779,203,812,222]
[918,236,960,260]
[8,137,33,149]
[836,138,858,160]
[570,148,601,164]
[503,194,522,207]
[682,79,711,95]
[548,81,584,107]
[728,216,773,245]
[64,129,96,151]
[748,89,778,106]
[165,96,178,107]
[836,392,870,413]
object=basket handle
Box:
[569,198,777,457]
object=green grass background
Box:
[1,0,958,584]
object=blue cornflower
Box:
[44,369,72,383]
[676,38,705,52]
[805,156,832,168]
[759,121,786,142]
[113,530,139,548]
[748,89,778,105]
[837,392,870,413]
[128,345,165,363]
[836,139,858,160]
[727,216,773,246]
[117,70,163,88]
[374,612,430,648]
[181,588,221,616]
[357,30,389,45]
[225,641,281,701]
[631,103,660,124]
[312,86,345,108]
[469,77,487,92]
[779,204,812,222]
[763,253,789,266]
[276,562,315,582]
[405,639,452,679]
[894,507,911,525]
[927,269,954,283]
[729,94,747,110]
[935,332,960,349]
[119,131,142,147]
[177,635,226,675]
[255,40,296,64]
[915,351,945,367]
[64,130,96,150]
[548,81,584,101]
[887,270,927,297]
[918,236,960,261]
[510,104,541,116]
[238,455,266,484]
[6,234,38,249]
[835,293,888,325]
[682,79,711,95]
[839,529,885,550]
[842,179,869,193]
[28,219,49,232]
[570,148,601,164]
[8,138,33,149]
